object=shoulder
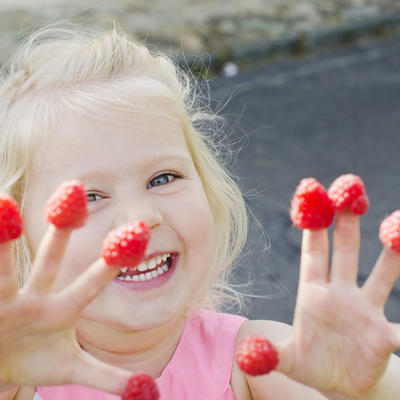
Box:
[194,309,290,338]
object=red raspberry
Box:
[328,174,369,215]
[0,194,23,243]
[379,210,400,253]
[236,335,279,376]
[122,373,159,400]
[44,180,88,229]
[290,178,335,229]
[101,221,150,267]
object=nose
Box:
[113,197,163,231]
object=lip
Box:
[112,253,178,291]
[141,250,171,262]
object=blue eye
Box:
[86,192,103,203]
[147,173,181,188]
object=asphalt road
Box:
[210,35,400,332]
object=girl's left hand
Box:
[276,209,400,398]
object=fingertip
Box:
[236,335,279,376]
[336,208,359,217]
[349,194,369,215]
[290,178,335,230]
[122,373,160,400]
[273,338,294,376]
[302,228,328,252]
[328,173,369,215]
[379,210,400,254]
[94,257,121,287]
[101,221,150,268]
[48,222,72,236]
[0,193,24,243]
[93,255,122,281]
[381,246,400,264]
[42,223,73,250]
[334,209,360,230]
[91,257,120,280]
[44,180,88,230]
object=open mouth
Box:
[116,253,175,282]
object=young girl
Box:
[0,22,400,400]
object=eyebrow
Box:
[74,154,193,182]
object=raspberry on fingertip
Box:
[101,221,150,268]
[236,335,279,376]
[290,177,335,229]
[122,373,160,400]
[44,180,88,229]
[328,173,369,215]
[379,210,400,253]
[0,194,23,243]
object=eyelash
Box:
[86,172,182,203]
[146,172,182,189]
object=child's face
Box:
[23,97,216,331]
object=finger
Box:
[56,258,119,315]
[0,241,17,299]
[26,225,72,293]
[361,247,400,308]
[330,210,360,282]
[389,322,400,349]
[71,349,134,394]
[273,337,295,376]
[299,229,329,287]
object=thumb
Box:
[273,337,295,375]
[71,350,138,395]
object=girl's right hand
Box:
[0,225,133,395]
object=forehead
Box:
[30,99,191,186]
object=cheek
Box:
[171,184,216,257]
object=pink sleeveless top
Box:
[36,308,247,399]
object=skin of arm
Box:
[239,319,400,400]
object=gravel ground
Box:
[1,0,400,70]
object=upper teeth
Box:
[120,253,170,274]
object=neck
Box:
[76,313,187,378]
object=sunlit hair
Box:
[0,22,248,314]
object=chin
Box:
[83,303,181,332]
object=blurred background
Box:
[1,1,400,337]
[1,0,400,74]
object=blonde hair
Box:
[0,22,249,314]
